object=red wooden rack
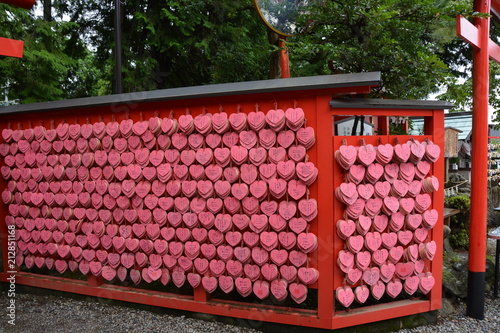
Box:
[0,72,453,329]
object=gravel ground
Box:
[0,291,262,333]
[393,295,500,333]
[1,291,499,333]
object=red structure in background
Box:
[493,0,500,19]
[456,0,500,320]
[0,0,35,58]
[279,37,290,79]
[1,0,34,9]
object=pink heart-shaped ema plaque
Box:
[229,113,247,132]
[269,214,286,232]
[248,147,266,166]
[336,219,356,240]
[297,232,318,253]
[357,145,376,166]
[239,130,257,149]
[354,285,370,304]
[278,201,297,220]
[422,209,438,229]
[171,268,186,288]
[398,230,413,246]
[265,108,285,128]
[194,258,209,275]
[336,286,354,308]
[209,259,226,277]
[394,143,410,163]
[258,129,276,149]
[371,280,386,300]
[247,111,266,131]
[386,279,403,298]
[235,277,253,297]
[376,143,394,164]
[419,272,435,294]
[268,147,286,164]
[225,243,248,263]
[277,130,295,148]
[357,183,374,200]
[289,145,306,163]
[253,280,270,300]
[424,141,441,162]
[289,282,308,304]
[270,279,288,301]
[297,267,319,286]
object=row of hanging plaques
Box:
[335,138,439,307]
[1,107,319,304]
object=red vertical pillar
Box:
[467,0,490,320]
[279,37,290,79]
[377,116,390,135]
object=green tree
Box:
[53,0,272,94]
[290,0,473,100]
[0,3,97,103]
[433,10,500,120]
[2,0,499,111]
[287,0,500,118]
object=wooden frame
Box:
[0,74,450,329]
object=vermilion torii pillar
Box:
[0,0,35,58]
[456,0,500,320]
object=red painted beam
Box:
[0,0,35,59]
[0,37,24,58]
[492,0,500,20]
[456,15,500,64]
[489,39,500,64]
[0,0,35,10]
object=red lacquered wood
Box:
[315,94,335,320]
[279,37,290,79]
[0,37,24,58]
[0,0,35,9]
[330,106,445,327]
[0,83,447,330]
[468,1,490,275]
[87,275,104,287]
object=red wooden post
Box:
[193,285,208,302]
[456,0,500,320]
[87,275,104,287]
[378,116,390,135]
[427,109,445,310]
[467,0,490,319]
[279,37,290,79]
[315,95,335,322]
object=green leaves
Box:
[1,0,498,116]
[291,0,462,99]
[0,5,85,103]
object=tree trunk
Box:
[44,0,52,22]
[267,28,280,79]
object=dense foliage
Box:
[445,194,471,250]
[0,0,499,119]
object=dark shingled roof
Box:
[0,72,382,115]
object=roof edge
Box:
[330,98,454,110]
[0,72,381,115]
